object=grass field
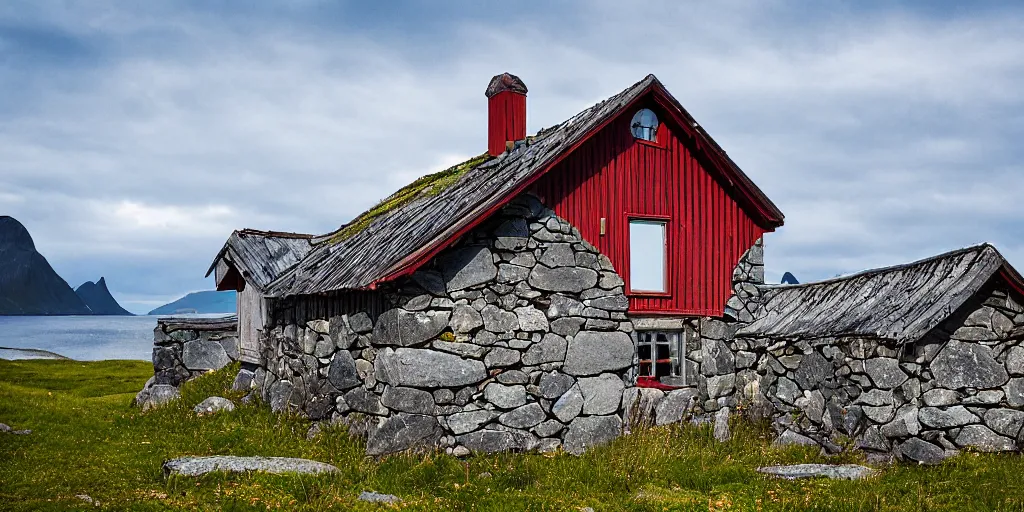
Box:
[2,359,1024,511]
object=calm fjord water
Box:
[0,315,162,360]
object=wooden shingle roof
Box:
[243,74,782,298]
[205,229,314,293]
[737,244,1024,344]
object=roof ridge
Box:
[765,243,998,290]
[236,229,315,240]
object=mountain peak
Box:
[75,277,110,293]
[0,217,91,315]
[75,277,133,316]
[0,216,36,252]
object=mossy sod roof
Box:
[327,152,493,244]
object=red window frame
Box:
[635,123,667,149]
[635,329,687,390]
[624,214,671,297]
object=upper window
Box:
[630,108,659,142]
[629,219,666,293]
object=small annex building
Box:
[183,72,1024,461]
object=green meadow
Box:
[2,359,1023,511]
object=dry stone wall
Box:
[725,237,764,323]
[735,284,1024,463]
[134,317,240,408]
[150,317,240,385]
[244,194,636,456]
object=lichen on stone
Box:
[327,153,493,244]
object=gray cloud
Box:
[1,1,1022,312]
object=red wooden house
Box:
[205,73,785,454]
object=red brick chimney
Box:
[486,73,528,157]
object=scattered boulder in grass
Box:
[232,369,255,392]
[0,423,30,435]
[134,384,181,411]
[713,407,731,442]
[162,456,339,478]
[307,422,324,440]
[772,429,818,448]
[358,491,402,504]
[193,396,235,416]
[757,464,875,480]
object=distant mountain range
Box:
[148,290,237,316]
[0,216,133,316]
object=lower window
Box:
[637,330,685,383]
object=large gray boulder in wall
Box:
[956,425,1016,452]
[327,350,361,390]
[700,339,735,376]
[655,388,698,426]
[522,333,568,366]
[792,351,831,389]
[862,358,907,389]
[538,371,575,399]
[439,246,498,291]
[458,429,538,453]
[931,341,1008,390]
[578,373,624,415]
[381,386,435,415]
[268,380,295,413]
[563,331,633,376]
[552,385,584,423]
[899,438,947,464]
[484,383,528,409]
[499,403,546,429]
[366,413,443,456]
[528,265,599,294]
[182,339,231,371]
[375,348,487,388]
[447,410,498,435]
[563,415,622,455]
[372,308,450,347]
[481,305,519,333]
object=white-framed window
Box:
[637,331,685,379]
[629,219,667,293]
[630,108,659,141]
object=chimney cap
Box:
[485,73,528,98]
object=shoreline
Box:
[0,346,72,360]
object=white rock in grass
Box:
[193,396,236,416]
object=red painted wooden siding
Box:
[530,98,768,316]
[488,91,527,157]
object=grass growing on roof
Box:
[327,152,493,244]
[5,360,1024,510]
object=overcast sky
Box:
[2,1,1023,314]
